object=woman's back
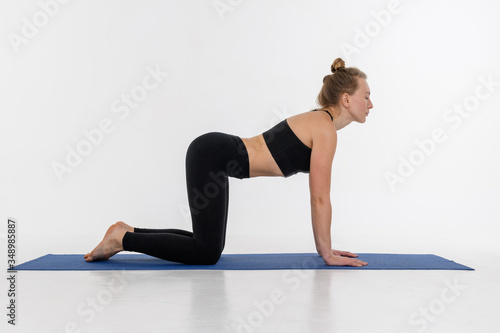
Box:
[241,110,336,178]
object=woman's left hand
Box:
[331,249,359,258]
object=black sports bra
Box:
[262,109,333,177]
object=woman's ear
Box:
[340,92,350,108]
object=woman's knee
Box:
[196,249,222,265]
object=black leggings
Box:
[122,132,250,265]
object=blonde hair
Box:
[317,58,367,110]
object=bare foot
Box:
[115,221,134,233]
[84,222,132,262]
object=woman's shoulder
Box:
[286,110,336,149]
[287,110,336,131]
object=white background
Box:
[1,0,499,264]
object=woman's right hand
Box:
[322,253,368,267]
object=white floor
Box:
[2,246,499,333]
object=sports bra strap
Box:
[312,109,333,122]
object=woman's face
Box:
[347,78,373,123]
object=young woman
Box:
[85,58,372,267]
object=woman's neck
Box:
[326,106,352,130]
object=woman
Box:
[85,58,372,267]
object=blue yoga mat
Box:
[12,253,473,271]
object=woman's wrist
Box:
[318,248,333,260]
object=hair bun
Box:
[331,58,346,73]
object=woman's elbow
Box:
[310,196,331,207]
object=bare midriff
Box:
[240,111,327,178]
[240,135,284,178]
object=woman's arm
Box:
[309,121,367,267]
